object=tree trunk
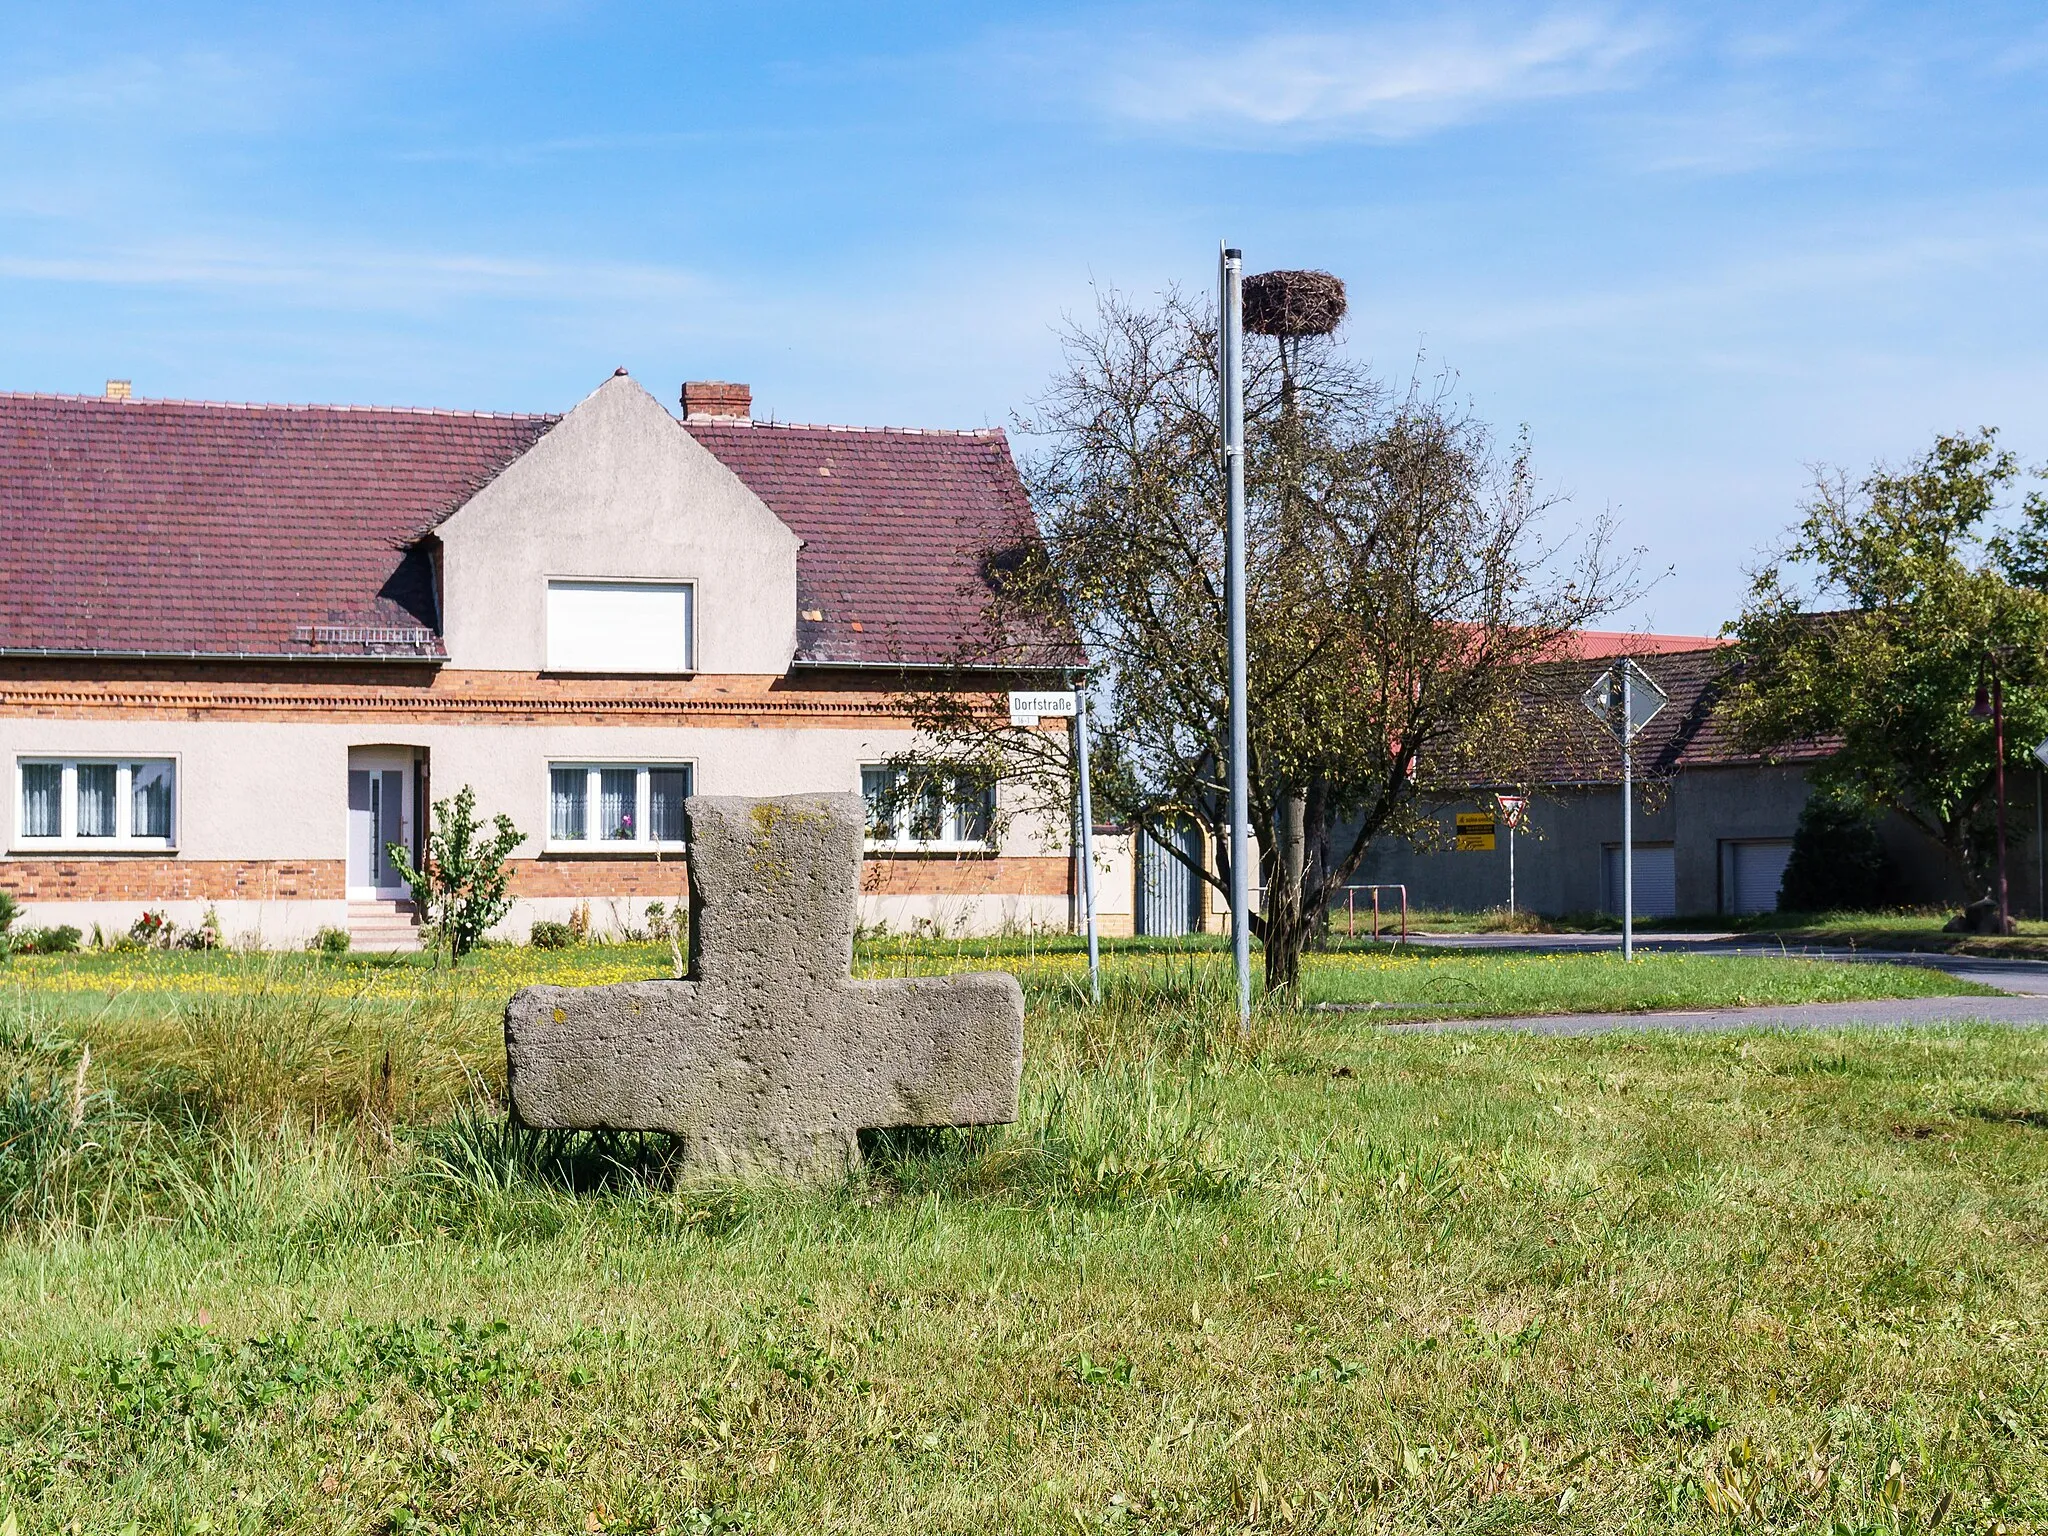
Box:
[1264,790,1311,994]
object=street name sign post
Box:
[1008,690,1078,727]
[1583,659,1669,961]
[1010,689,1097,1003]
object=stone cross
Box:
[504,792,1024,1179]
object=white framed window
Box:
[15,758,177,850]
[861,764,996,851]
[547,762,693,851]
[545,579,695,673]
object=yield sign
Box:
[2034,737,2048,771]
[1496,793,1529,830]
[1582,658,1669,743]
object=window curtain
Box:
[600,768,636,840]
[75,764,117,837]
[550,768,586,841]
[648,767,690,843]
[21,763,61,838]
[952,775,994,844]
[131,761,173,839]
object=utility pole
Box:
[1220,244,1251,1029]
[1621,665,1634,963]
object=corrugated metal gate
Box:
[1602,843,1676,917]
[1137,820,1203,936]
[1724,839,1793,915]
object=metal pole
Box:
[2036,765,2043,920]
[1074,685,1101,1003]
[1221,243,1251,1027]
[1995,675,2009,934]
[1622,665,1635,963]
[1508,821,1516,915]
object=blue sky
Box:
[5,3,2045,632]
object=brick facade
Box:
[0,663,995,728]
[0,859,343,901]
[510,858,692,897]
[0,854,1071,904]
[862,855,1069,897]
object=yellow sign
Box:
[1454,813,1496,852]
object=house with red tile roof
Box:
[1,371,1077,949]
[1337,642,1989,921]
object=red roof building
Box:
[0,373,1078,948]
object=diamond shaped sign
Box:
[1583,659,1669,743]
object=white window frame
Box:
[545,760,694,853]
[544,578,696,675]
[860,764,997,852]
[14,756,179,852]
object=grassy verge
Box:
[1717,910,2048,959]
[0,948,2037,1531]
[4,935,1989,1028]
[1413,905,2048,958]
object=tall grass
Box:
[3,954,2044,1531]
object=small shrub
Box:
[309,926,351,956]
[644,900,671,940]
[16,926,82,955]
[180,907,222,951]
[566,901,592,943]
[529,920,575,951]
[0,890,18,957]
[1781,791,1896,912]
[129,909,177,949]
[387,785,525,961]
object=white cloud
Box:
[1099,11,1661,140]
[0,236,709,311]
[0,50,294,134]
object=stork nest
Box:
[1242,270,1346,337]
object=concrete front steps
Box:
[348,898,424,953]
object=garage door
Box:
[1725,839,1793,915]
[1602,843,1676,918]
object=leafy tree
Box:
[1778,791,1895,912]
[388,785,525,961]
[902,287,1629,994]
[1726,430,2048,891]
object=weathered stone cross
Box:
[504,793,1024,1179]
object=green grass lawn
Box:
[1410,903,2048,958]
[1,943,2041,1532]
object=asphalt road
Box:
[1376,930,2048,1034]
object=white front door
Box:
[347,755,412,898]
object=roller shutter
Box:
[1602,843,1677,918]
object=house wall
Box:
[436,375,801,676]
[0,690,1074,945]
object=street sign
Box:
[1583,658,1669,741]
[1008,690,1079,727]
[1455,812,1496,852]
[1585,658,1669,964]
[1496,794,1529,830]
[2034,736,2048,771]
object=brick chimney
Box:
[681,381,751,420]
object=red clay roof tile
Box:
[2,391,1065,668]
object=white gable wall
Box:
[437,375,800,674]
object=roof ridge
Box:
[0,390,558,423]
[689,416,1006,440]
